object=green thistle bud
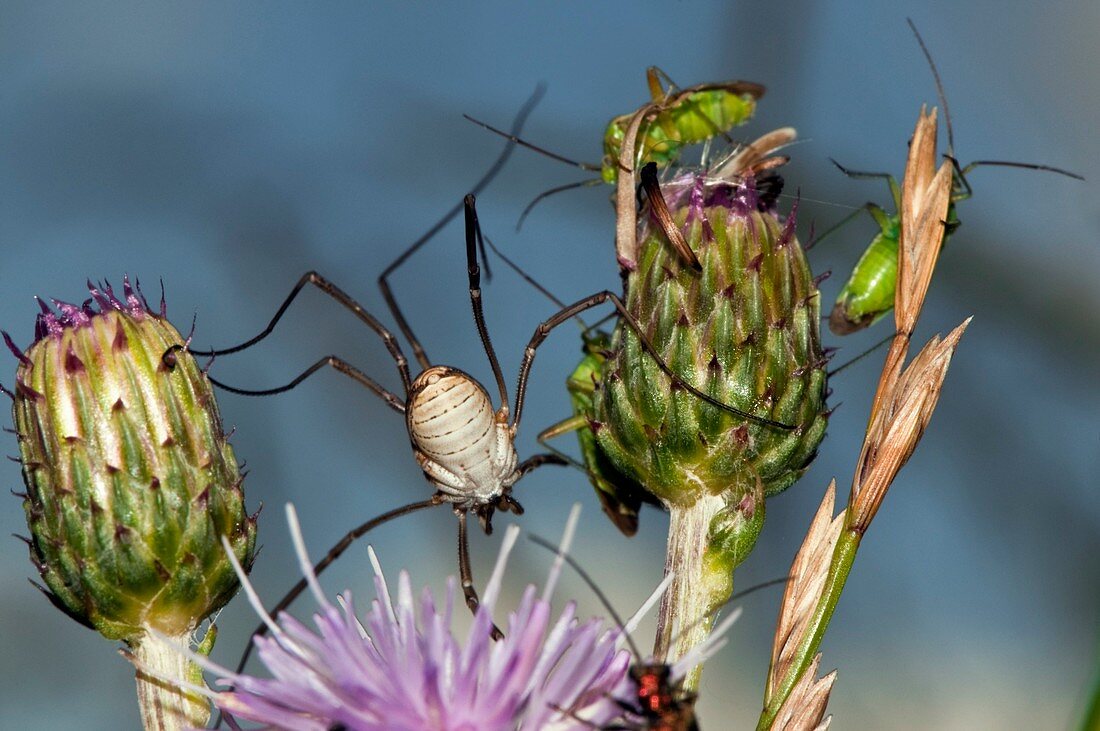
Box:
[596,172,827,507]
[592,170,828,672]
[7,279,257,643]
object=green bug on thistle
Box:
[537,329,654,536]
[526,127,808,543]
[598,67,764,185]
[464,66,765,224]
[827,20,1083,336]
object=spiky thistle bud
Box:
[593,167,828,673]
[597,171,827,511]
[6,277,257,729]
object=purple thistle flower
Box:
[169,505,672,730]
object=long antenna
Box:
[828,333,893,378]
[666,575,790,649]
[907,18,954,155]
[527,533,645,662]
[481,235,589,331]
[463,113,601,172]
[516,178,602,231]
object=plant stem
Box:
[653,492,728,691]
[757,528,862,730]
[132,633,209,731]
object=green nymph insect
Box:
[537,330,654,536]
[598,66,764,185]
[464,66,765,226]
[826,19,1083,335]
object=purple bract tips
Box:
[30,275,156,344]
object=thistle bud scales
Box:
[12,283,256,642]
[594,173,828,508]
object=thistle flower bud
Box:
[595,172,828,509]
[592,170,828,672]
[8,278,257,643]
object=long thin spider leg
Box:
[457,510,504,641]
[206,355,406,414]
[378,85,546,370]
[233,497,441,675]
[536,418,590,472]
[510,291,796,434]
[514,452,568,477]
[189,271,413,393]
[464,195,510,413]
[827,333,893,378]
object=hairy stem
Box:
[653,492,729,690]
[133,633,209,731]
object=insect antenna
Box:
[663,575,791,657]
[907,20,1083,190]
[527,532,646,661]
[481,234,589,329]
[463,113,609,230]
[907,18,955,155]
[377,84,546,369]
[827,333,894,378]
[516,178,603,231]
[481,230,628,399]
[463,113,602,172]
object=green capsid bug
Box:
[826,20,1083,336]
[537,330,655,537]
[599,66,765,185]
[463,67,765,226]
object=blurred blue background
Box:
[0,2,1096,728]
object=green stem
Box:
[756,527,862,731]
[1080,644,1100,731]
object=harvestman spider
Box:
[174,194,792,681]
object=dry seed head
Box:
[896,106,954,337]
[767,480,843,701]
[847,318,970,533]
[771,652,835,731]
[9,279,257,642]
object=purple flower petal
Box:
[208,505,637,731]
